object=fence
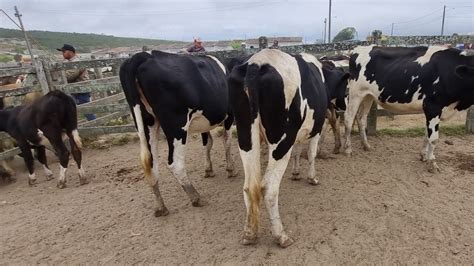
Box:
[1,42,473,161]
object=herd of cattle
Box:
[0,45,473,248]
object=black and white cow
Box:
[0,90,85,187]
[119,51,236,217]
[343,45,474,172]
[290,60,350,177]
[229,49,336,247]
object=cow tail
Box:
[229,62,262,234]
[48,90,82,149]
[119,52,154,179]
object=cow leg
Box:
[331,109,342,154]
[262,148,294,248]
[424,105,442,173]
[201,132,215,178]
[36,146,53,180]
[290,143,302,180]
[223,119,237,178]
[420,135,429,162]
[133,104,168,216]
[48,136,70,189]
[18,143,36,185]
[239,118,262,246]
[316,118,329,158]
[167,135,203,207]
[356,97,374,151]
[307,134,321,185]
[147,123,168,216]
[343,92,366,156]
[68,130,87,185]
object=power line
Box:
[0,9,22,29]
[24,1,285,17]
[393,7,443,24]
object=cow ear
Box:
[455,65,474,79]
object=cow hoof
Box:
[227,169,238,178]
[191,198,206,207]
[57,181,66,189]
[363,145,371,151]
[240,234,258,245]
[28,178,37,186]
[317,152,329,159]
[344,150,352,157]
[427,161,440,173]
[307,178,319,186]
[291,173,301,181]
[275,234,294,248]
[333,148,340,154]
[420,154,428,162]
[79,178,89,186]
[204,170,215,178]
[45,174,54,181]
[154,207,170,217]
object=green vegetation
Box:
[0,28,184,53]
[333,27,357,42]
[230,41,242,50]
[377,125,468,137]
[0,54,14,63]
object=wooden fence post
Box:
[91,55,104,80]
[367,101,378,136]
[34,59,50,94]
[466,106,474,133]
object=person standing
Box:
[57,44,95,120]
[187,37,206,53]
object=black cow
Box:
[228,49,350,247]
[119,51,236,217]
[0,90,85,187]
[343,45,474,172]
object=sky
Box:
[1,0,472,43]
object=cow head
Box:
[322,65,351,111]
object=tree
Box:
[371,30,383,44]
[332,27,357,42]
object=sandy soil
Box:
[0,129,473,264]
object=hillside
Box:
[0,28,184,53]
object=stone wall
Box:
[387,35,473,46]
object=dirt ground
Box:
[0,120,473,264]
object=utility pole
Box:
[324,18,327,43]
[391,23,394,36]
[441,5,446,36]
[328,0,332,43]
[14,6,34,60]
